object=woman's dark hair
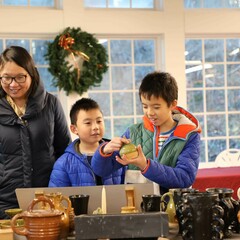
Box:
[139,71,178,107]
[0,46,40,97]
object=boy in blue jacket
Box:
[49,98,124,187]
[91,71,201,194]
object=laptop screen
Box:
[16,183,155,214]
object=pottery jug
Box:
[161,191,177,223]
[45,192,72,240]
[11,196,62,240]
[171,188,199,234]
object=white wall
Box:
[1,0,240,118]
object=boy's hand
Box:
[115,144,148,171]
[103,137,130,154]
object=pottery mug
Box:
[180,192,224,240]
[141,194,161,212]
[171,188,199,234]
[69,194,89,215]
[206,188,236,238]
[11,196,62,240]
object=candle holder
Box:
[121,186,138,213]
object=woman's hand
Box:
[115,144,148,171]
[103,137,130,154]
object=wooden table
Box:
[192,166,240,200]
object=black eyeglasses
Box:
[0,75,27,84]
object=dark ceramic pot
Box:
[180,192,224,240]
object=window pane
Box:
[112,92,134,116]
[184,0,201,8]
[6,39,30,51]
[110,40,131,64]
[103,119,111,139]
[199,140,206,162]
[205,64,224,87]
[230,138,240,148]
[204,39,224,62]
[197,115,205,137]
[228,114,240,136]
[113,118,134,136]
[109,0,129,8]
[203,0,224,8]
[134,40,155,64]
[226,39,240,62]
[31,0,54,6]
[207,114,226,137]
[112,66,133,90]
[185,66,203,88]
[228,89,240,111]
[84,0,106,7]
[135,92,143,115]
[90,72,110,90]
[225,0,240,7]
[32,40,51,65]
[187,90,203,113]
[227,64,240,86]
[185,39,202,62]
[206,90,225,112]
[208,139,226,162]
[38,68,57,92]
[3,0,27,5]
[135,66,155,89]
[132,0,154,8]
[88,93,111,116]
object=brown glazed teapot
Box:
[11,196,62,240]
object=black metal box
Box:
[74,212,169,239]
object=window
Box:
[0,36,160,140]
[88,37,160,139]
[184,0,240,8]
[0,38,57,93]
[0,0,62,8]
[185,38,240,164]
[84,0,162,9]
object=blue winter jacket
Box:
[48,138,125,187]
[91,107,201,194]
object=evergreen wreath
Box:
[45,27,108,95]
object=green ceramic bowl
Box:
[0,220,11,229]
[5,208,23,218]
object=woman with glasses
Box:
[0,46,71,219]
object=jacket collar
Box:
[143,106,201,139]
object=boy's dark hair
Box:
[139,71,178,107]
[70,98,101,124]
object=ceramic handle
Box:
[28,195,55,212]
[61,195,72,211]
[212,205,224,218]
[160,192,173,211]
[11,213,28,236]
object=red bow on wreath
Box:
[58,33,89,81]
